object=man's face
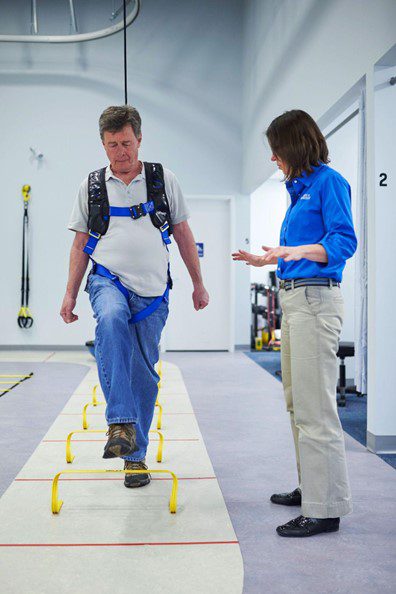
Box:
[102,124,142,173]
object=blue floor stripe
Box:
[0,362,90,496]
[245,350,396,470]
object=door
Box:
[164,197,233,351]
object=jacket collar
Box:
[288,163,326,189]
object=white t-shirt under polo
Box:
[68,164,189,297]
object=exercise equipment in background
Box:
[251,272,281,351]
[17,185,33,329]
[85,340,95,358]
[336,341,365,407]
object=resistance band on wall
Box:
[17,185,33,328]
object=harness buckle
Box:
[160,222,170,232]
[130,203,145,219]
[88,230,101,239]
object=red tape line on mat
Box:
[0,540,239,547]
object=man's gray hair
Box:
[99,105,142,140]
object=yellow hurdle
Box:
[82,401,105,429]
[83,398,163,431]
[91,384,100,406]
[66,429,164,463]
[0,381,22,384]
[155,401,163,430]
[51,468,178,514]
[157,359,162,389]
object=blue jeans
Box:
[87,273,169,461]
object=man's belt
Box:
[279,278,340,291]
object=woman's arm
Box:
[262,244,328,264]
[232,244,327,267]
[318,175,357,266]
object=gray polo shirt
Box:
[68,164,189,296]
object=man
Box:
[61,105,209,488]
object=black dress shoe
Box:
[270,488,301,506]
[276,515,340,537]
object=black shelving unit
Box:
[250,273,281,350]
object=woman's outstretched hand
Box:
[232,245,307,266]
[232,246,278,267]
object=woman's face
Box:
[271,153,288,175]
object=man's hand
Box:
[172,221,209,312]
[61,231,90,324]
[60,293,78,323]
[192,283,209,311]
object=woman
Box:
[233,110,357,537]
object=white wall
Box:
[367,64,396,443]
[250,174,288,285]
[234,193,251,345]
[242,0,396,193]
[0,0,247,346]
[324,110,359,378]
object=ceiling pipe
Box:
[68,0,78,33]
[110,0,133,21]
[0,0,139,43]
[31,0,38,35]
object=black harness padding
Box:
[144,162,173,235]
[86,162,172,238]
[87,168,110,236]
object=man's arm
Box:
[60,231,90,323]
[172,221,209,311]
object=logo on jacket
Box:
[301,193,311,200]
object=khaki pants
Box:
[279,285,352,518]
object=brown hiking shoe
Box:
[124,460,151,488]
[103,423,137,459]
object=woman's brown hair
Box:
[266,110,330,181]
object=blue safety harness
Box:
[83,163,172,324]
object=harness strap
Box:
[159,222,171,246]
[83,200,167,256]
[131,285,170,323]
[83,230,102,255]
[91,261,169,324]
[93,262,129,300]
[108,202,155,219]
